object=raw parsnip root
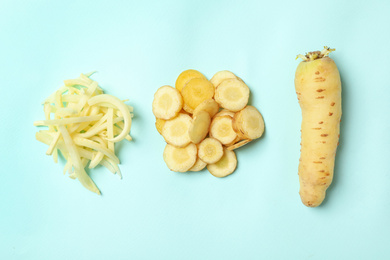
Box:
[210,70,237,87]
[193,99,219,118]
[163,143,197,172]
[233,106,264,140]
[175,69,206,93]
[226,139,251,151]
[155,118,166,135]
[295,46,341,207]
[162,113,192,147]
[209,116,237,145]
[189,157,207,172]
[181,78,215,113]
[207,148,237,178]
[214,78,249,112]
[198,138,224,164]
[34,73,133,194]
[152,85,183,120]
[188,111,211,144]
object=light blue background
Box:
[1,0,389,259]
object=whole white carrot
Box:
[295,47,342,207]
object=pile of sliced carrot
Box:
[153,69,265,177]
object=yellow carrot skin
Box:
[295,47,341,207]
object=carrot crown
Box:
[296,46,335,61]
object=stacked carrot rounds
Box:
[152,69,265,177]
